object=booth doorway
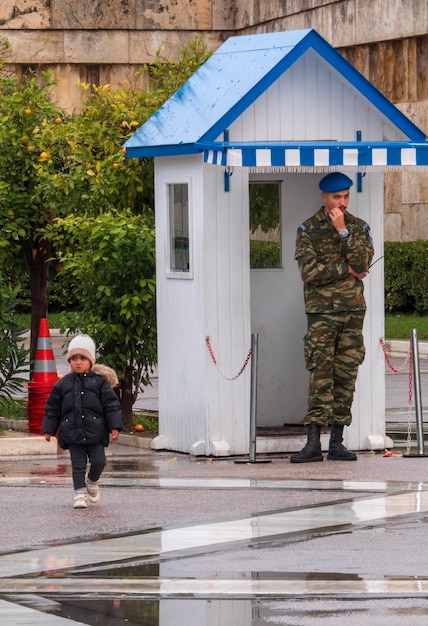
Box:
[250,173,322,427]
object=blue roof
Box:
[124,29,427,159]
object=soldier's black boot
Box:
[327,424,357,461]
[290,423,323,463]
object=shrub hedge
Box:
[250,240,280,269]
[384,240,428,314]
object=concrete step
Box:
[0,431,57,456]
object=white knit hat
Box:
[67,334,96,367]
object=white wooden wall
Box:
[229,49,409,144]
[152,156,252,455]
[153,156,208,454]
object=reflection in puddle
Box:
[74,561,161,579]
[16,595,428,625]
[108,459,159,475]
[48,597,159,625]
[29,597,255,626]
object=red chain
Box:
[205,336,252,381]
[379,338,409,373]
[205,336,217,365]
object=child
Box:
[42,334,123,509]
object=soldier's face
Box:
[322,189,350,214]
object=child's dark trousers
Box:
[69,443,106,490]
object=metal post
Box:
[248,333,258,463]
[235,333,271,464]
[412,329,425,456]
[404,328,427,458]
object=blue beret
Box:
[319,172,353,192]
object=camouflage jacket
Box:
[295,207,374,314]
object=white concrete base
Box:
[256,433,331,455]
[208,440,231,457]
[114,434,153,450]
[0,434,57,456]
[151,434,170,450]
[190,440,231,457]
[155,432,389,457]
[190,440,207,456]
[364,434,394,450]
[385,435,394,449]
[256,435,304,454]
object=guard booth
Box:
[125,29,428,456]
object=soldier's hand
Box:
[348,266,369,280]
[328,207,346,231]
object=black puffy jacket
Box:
[42,370,123,449]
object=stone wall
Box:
[1,0,427,240]
[0,1,233,110]
[340,36,428,241]
[233,0,428,48]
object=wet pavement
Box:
[1,334,428,624]
[2,443,428,624]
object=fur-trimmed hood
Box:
[92,363,119,388]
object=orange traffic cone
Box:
[32,318,59,384]
[28,318,59,434]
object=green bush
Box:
[0,398,27,420]
[385,241,428,314]
[1,254,81,313]
[250,240,280,269]
[0,281,30,398]
[48,267,81,312]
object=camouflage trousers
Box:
[303,311,366,427]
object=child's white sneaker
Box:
[73,492,88,509]
[85,476,100,503]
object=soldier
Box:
[291,172,374,463]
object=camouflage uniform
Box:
[295,207,374,427]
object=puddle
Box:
[12,597,260,626]
[73,561,161,578]
[108,459,159,474]
[74,561,366,582]
[41,596,160,625]
[8,595,428,625]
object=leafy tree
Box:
[0,36,211,415]
[137,35,212,102]
[0,69,64,365]
[38,35,212,223]
[0,71,156,365]
[45,211,156,428]
[39,83,155,218]
[0,280,30,399]
[249,182,281,234]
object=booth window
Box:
[249,181,281,269]
[168,183,190,273]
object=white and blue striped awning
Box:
[202,141,428,171]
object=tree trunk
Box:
[25,241,51,374]
[120,365,135,430]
